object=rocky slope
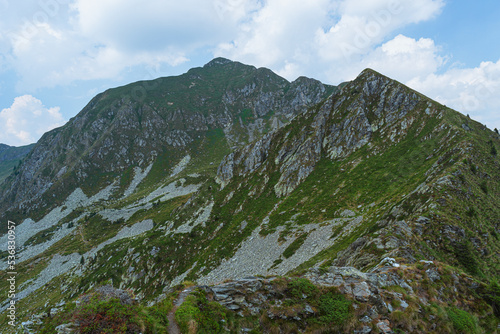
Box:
[0,60,499,333]
[209,69,500,280]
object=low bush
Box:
[175,289,231,334]
[446,307,479,334]
[288,277,318,299]
[318,290,351,325]
[37,286,169,334]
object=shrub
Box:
[318,291,351,325]
[446,307,479,334]
[37,286,169,334]
[466,207,477,218]
[488,140,497,156]
[175,289,229,334]
[288,278,318,299]
[454,241,480,275]
[482,280,500,317]
[479,180,488,194]
[74,296,143,334]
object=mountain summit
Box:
[0,60,499,333]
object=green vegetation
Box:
[36,287,171,334]
[482,279,500,316]
[454,241,481,276]
[318,291,351,325]
[288,277,318,298]
[282,233,308,259]
[446,307,479,334]
[173,277,354,333]
[175,289,233,334]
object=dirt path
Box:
[167,286,195,334]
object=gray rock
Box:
[377,320,393,334]
[360,315,371,323]
[426,268,441,282]
[304,304,315,314]
[354,326,372,334]
[227,303,241,311]
[55,323,75,334]
[352,282,372,302]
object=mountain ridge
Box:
[0,58,334,228]
[0,59,498,333]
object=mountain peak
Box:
[204,57,235,68]
[355,68,393,84]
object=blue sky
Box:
[0,0,499,146]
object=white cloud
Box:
[354,34,446,82]
[407,60,500,130]
[1,0,499,133]
[216,0,445,80]
[0,95,66,146]
[3,0,446,89]
[3,0,264,90]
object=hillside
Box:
[0,60,498,333]
[0,143,34,185]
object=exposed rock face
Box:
[0,58,334,217]
[79,285,138,305]
[217,69,428,198]
[212,66,499,282]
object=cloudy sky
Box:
[0,0,499,146]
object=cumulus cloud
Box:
[1,0,498,132]
[73,0,254,51]
[3,0,265,89]
[0,95,66,146]
[349,34,446,83]
[215,0,445,81]
[3,0,446,89]
[407,60,500,129]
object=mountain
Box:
[0,60,499,333]
[0,58,334,228]
[0,143,34,185]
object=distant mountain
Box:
[0,143,34,185]
[0,60,498,333]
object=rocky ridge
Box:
[190,260,497,333]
